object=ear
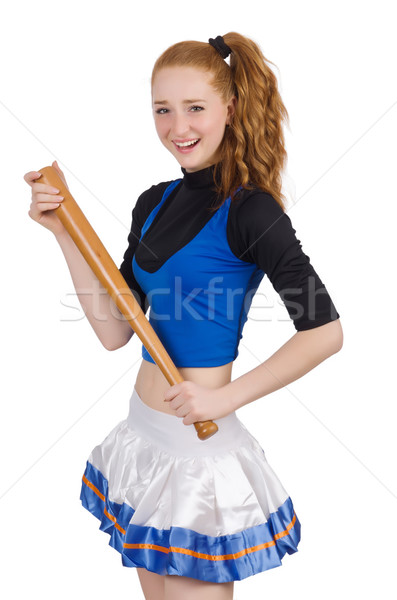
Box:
[226,95,237,124]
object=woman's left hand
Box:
[163,380,233,425]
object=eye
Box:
[190,105,204,112]
[155,108,168,114]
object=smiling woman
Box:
[25,30,342,600]
[152,67,236,172]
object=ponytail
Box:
[151,32,289,212]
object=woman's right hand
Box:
[24,160,69,237]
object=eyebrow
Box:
[153,99,207,105]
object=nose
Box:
[172,111,191,138]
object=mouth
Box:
[173,138,201,153]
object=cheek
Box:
[207,121,226,146]
[207,114,226,139]
[154,117,167,139]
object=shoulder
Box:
[227,186,300,266]
[231,187,287,221]
[229,186,295,240]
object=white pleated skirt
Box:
[80,387,301,583]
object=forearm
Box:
[55,230,134,350]
[225,319,343,411]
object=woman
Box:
[24,32,343,600]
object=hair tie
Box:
[208,36,232,59]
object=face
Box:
[152,66,236,173]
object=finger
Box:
[52,160,63,172]
[52,160,66,179]
[164,391,177,402]
[31,201,62,214]
[176,405,189,419]
[51,162,69,189]
[32,194,63,206]
[23,171,44,185]
[32,183,63,195]
[28,202,61,221]
[171,398,186,412]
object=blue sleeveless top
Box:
[132,179,265,368]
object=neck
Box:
[181,163,221,190]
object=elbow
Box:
[297,318,344,357]
[332,318,344,353]
[335,332,344,353]
[324,318,344,356]
[103,338,129,352]
[104,342,122,352]
[102,330,134,351]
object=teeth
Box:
[175,139,199,147]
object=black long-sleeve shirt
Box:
[119,164,340,332]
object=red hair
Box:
[151,32,289,212]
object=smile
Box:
[173,139,201,153]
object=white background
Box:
[1,0,396,598]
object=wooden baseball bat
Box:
[37,166,218,440]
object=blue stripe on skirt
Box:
[80,460,301,582]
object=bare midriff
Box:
[134,357,234,415]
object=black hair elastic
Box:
[208,36,232,59]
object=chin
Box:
[182,162,206,173]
